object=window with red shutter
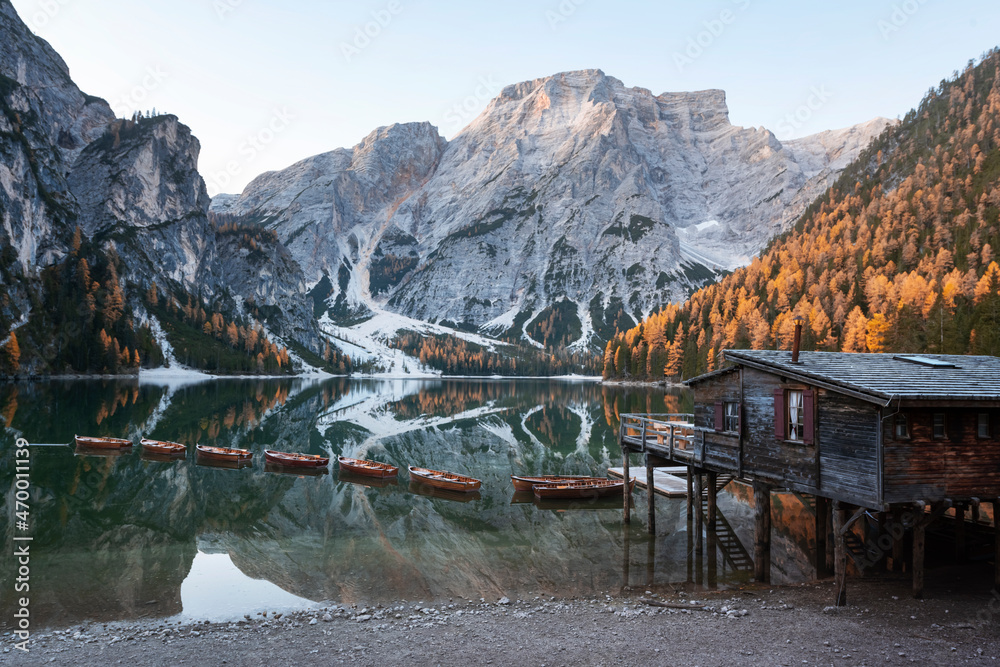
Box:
[714,401,724,432]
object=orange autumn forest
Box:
[604,50,1000,381]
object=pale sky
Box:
[10,0,1000,196]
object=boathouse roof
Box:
[686,350,1000,404]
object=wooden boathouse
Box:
[620,348,1000,604]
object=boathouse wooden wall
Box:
[883,408,1000,503]
[691,367,881,507]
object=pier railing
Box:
[620,413,741,472]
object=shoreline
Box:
[7,576,998,665]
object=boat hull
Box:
[338,456,398,478]
[195,445,252,462]
[408,466,481,493]
[75,435,132,450]
[141,439,186,456]
[265,450,329,468]
[511,475,607,492]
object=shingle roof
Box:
[719,350,1000,402]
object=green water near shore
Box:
[0,378,820,628]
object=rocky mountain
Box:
[0,0,321,373]
[214,70,892,349]
[603,50,1000,381]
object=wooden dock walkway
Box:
[608,466,688,498]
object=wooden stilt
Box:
[686,466,693,521]
[994,499,1000,592]
[913,517,926,599]
[646,454,656,535]
[706,471,718,529]
[706,525,718,590]
[646,534,655,587]
[686,512,694,584]
[815,496,828,577]
[955,503,966,562]
[833,501,847,606]
[891,507,905,573]
[825,501,835,572]
[622,449,631,524]
[753,482,771,584]
[695,473,704,556]
[622,524,631,591]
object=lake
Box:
[0,377,821,628]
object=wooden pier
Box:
[620,349,1000,604]
[607,465,688,498]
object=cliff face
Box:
[0,0,320,370]
[215,70,891,347]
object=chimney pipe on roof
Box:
[792,316,804,363]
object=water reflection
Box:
[0,377,815,628]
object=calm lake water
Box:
[0,377,822,628]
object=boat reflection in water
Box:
[408,480,482,503]
[264,462,329,477]
[338,470,398,488]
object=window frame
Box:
[932,412,947,440]
[893,413,910,440]
[786,389,805,443]
[723,401,740,433]
[978,412,991,439]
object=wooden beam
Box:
[840,506,869,536]
[645,454,656,535]
[833,501,847,606]
[891,507,905,573]
[695,473,704,556]
[815,496,829,577]
[686,466,693,521]
[995,499,1000,592]
[754,482,772,584]
[623,448,631,524]
[706,471,718,529]
[913,517,926,599]
[955,503,966,562]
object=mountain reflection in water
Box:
[0,378,818,628]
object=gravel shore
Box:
[5,577,1000,666]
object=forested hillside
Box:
[604,50,1000,381]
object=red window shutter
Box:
[714,401,724,431]
[803,390,815,445]
[773,388,785,439]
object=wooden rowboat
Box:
[195,445,252,462]
[75,435,132,449]
[532,478,635,500]
[408,466,481,493]
[511,474,607,492]
[338,456,398,478]
[141,438,186,456]
[265,450,329,468]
